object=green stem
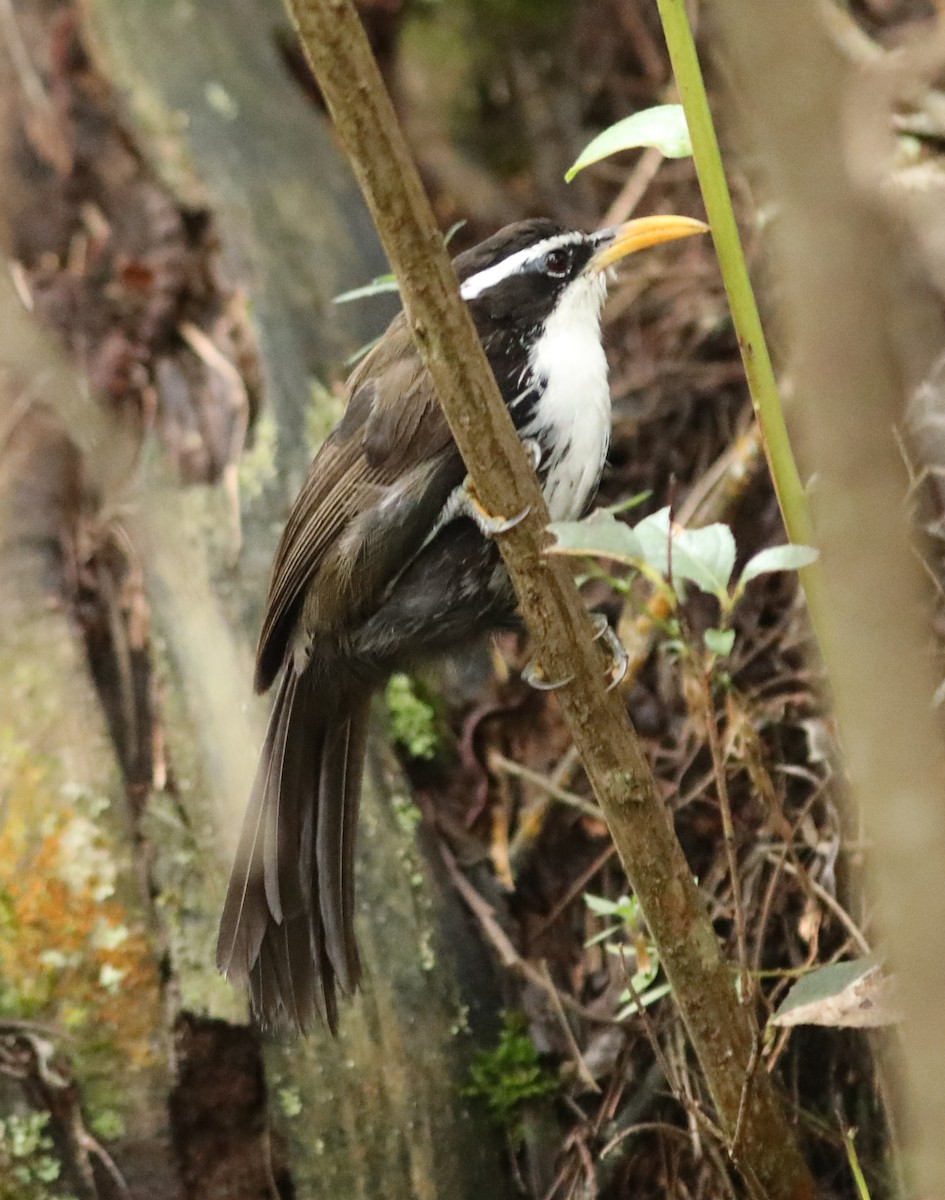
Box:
[842,1127,873,1200]
[655,0,825,635]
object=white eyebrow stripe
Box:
[459,231,585,301]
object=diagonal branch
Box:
[281,2,816,1195]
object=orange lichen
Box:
[0,748,161,1068]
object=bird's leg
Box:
[522,613,629,694]
[456,438,542,536]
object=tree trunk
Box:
[0,0,513,1194]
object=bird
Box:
[217,213,707,1031]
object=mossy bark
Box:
[1,0,513,1194]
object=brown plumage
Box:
[217,310,467,1030]
[216,215,707,1030]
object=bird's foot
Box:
[456,480,531,536]
[454,439,542,536]
[521,658,575,692]
[590,612,630,691]
[475,496,533,535]
[522,616,629,694]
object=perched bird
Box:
[217,214,706,1031]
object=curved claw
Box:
[603,629,630,691]
[453,479,531,537]
[476,502,532,536]
[521,659,575,692]
[589,612,610,640]
[590,613,630,691]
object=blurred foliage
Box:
[305,378,346,456]
[404,0,575,178]
[467,0,572,38]
[0,1111,74,1200]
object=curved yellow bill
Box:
[590,214,709,273]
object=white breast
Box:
[522,271,611,521]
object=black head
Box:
[454,219,600,329]
[451,215,708,337]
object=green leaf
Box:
[550,507,738,602]
[631,506,673,576]
[616,981,672,1020]
[565,104,692,182]
[631,509,736,598]
[739,543,820,586]
[604,489,652,515]
[584,892,639,920]
[584,924,622,948]
[583,892,621,916]
[548,509,645,564]
[704,627,735,657]
[344,334,384,367]
[333,273,400,304]
[672,523,737,597]
[770,957,897,1029]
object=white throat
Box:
[522,271,611,521]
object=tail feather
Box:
[216,668,369,1031]
[316,716,366,995]
[262,674,297,922]
[340,702,369,984]
[263,671,313,922]
[216,671,295,977]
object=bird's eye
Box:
[544,248,570,277]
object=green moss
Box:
[385,675,441,762]
[462,1011,558,1142]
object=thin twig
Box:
[537,960,601,1094]
[77,1132,132,1200]
[617,948,680,1095]
[655,0,824,639]
[599,1119,693,1159]
[730,1032,762,1161]
[601,145,664,228]
[438,837,615,1026]
[491,750,601,820]
[763,853,872,955]
[699,665,752,1001]
[751,783,829,975]
[529,841,617,939]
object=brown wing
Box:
[254,316,459,692]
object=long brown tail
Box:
[216,668,370,1032]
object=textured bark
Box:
[0,0,514,1195]
[0,400,180,1199]
[285,1,817,1196]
